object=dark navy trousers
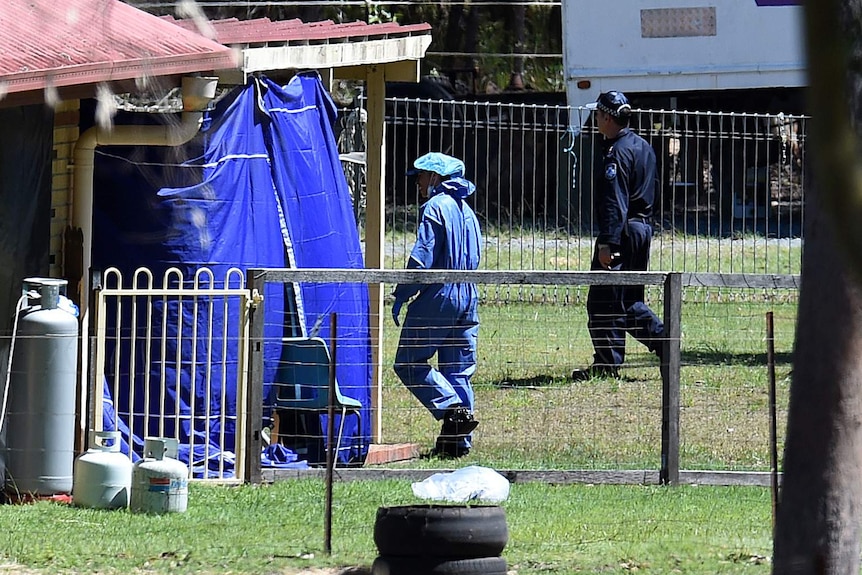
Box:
[586,220,665,367]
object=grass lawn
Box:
[0,292,787,574]
[0,230,796,573]
[377,296,795,471]
[0,479,774,574]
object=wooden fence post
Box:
[660,272,682,485]
[245,269,265,484]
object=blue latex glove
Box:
[392,299,404,326]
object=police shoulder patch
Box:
[605,162,617,180]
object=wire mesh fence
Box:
[66,98,805,486]
[250,269,797,480]
[331,99,801,479]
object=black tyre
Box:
[374,504,508,559]
[372,555,508,575]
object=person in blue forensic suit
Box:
[571,91,665,381]
[391,152,482,458]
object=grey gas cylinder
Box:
[3,278,78,496]
[130,437,189,514]
[73,431,133,509]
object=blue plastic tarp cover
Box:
[93,73,371,475]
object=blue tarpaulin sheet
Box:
[93,74,371,474]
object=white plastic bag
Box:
[411,465,510,502]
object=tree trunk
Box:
[773,1,862,573]
[465,1,482,93]
[772,180,862,574]
[444,1,465,64]
[507,2,526,90]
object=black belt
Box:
[627,217,650,224]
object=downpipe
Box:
[70,75,218,434]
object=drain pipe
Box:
[72,76,218,312]
[70,75,219,432]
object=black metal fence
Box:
[336,98,806,277]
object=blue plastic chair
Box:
[270,337,363,463]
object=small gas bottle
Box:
[73,430,133,509]
[130,437,188,514]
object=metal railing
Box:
[336,98,806,278]
[91,266,252,482]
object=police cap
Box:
[585,91,632,118]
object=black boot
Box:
[431,436,467,459]
[431,407,478,458]
[440,407,479,437]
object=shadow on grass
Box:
[682,349,793,366]
[493,374,562,388]
[487,349,793,389]
[490,373,656,387]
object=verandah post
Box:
[245,269,266,484]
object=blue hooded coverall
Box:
[393,171,482,450]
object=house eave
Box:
[240,35,432,76]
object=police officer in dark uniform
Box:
[572,91,665,380]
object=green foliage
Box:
[421,3,565,93]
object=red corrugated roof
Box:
[162,15,431,47]
[0,0,237,97]
[0,0,431,104]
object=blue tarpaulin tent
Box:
[92,73,371,474]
